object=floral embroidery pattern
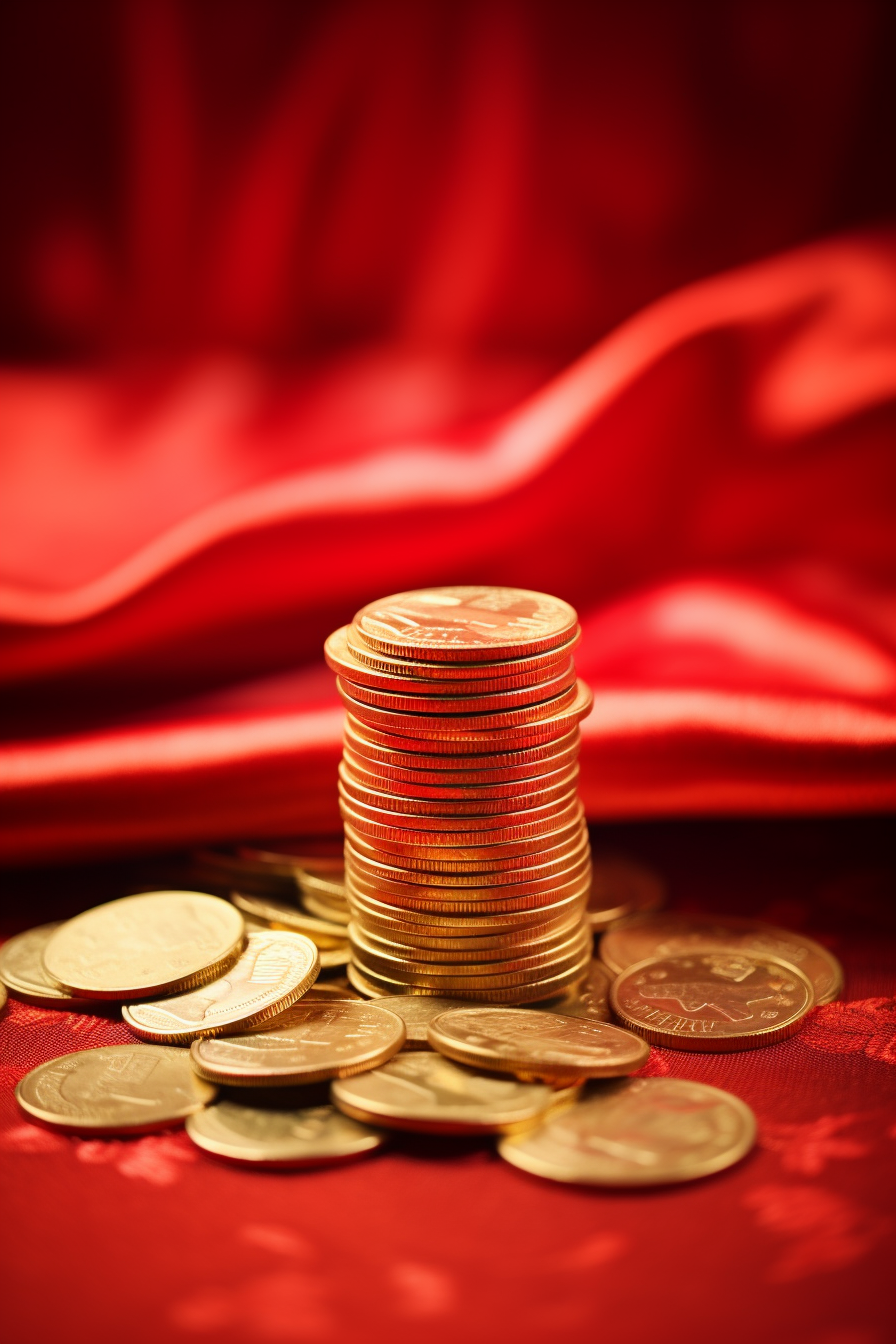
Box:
[800,998,896,1065]
[759,1114,870,1175]
[744,1184,890,1281]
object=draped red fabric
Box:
[1,1,895,861]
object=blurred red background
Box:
[1,0,895,859]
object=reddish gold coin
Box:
[332,654,577,712]
[587,855,666,931]
[348,946,592,1003]
[610,951,815,1050]
[343,720,581,771]
[340,809,584,859]
[344,625,581,681]
[339,679,578,733]
[347,881,589,930]
[340,766,579,818]
[344,824,588,876]
[341,749,580,797]
[352,587,579,662]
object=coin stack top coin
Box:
[325,586,594,1002]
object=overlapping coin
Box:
[186,1100,385,1168]
[331,1050,580,1135]
[0,923,106,1010]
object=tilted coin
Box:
[498,1077,757,1185]
[587,856,666,931]
[15,1044,216,1135]
[332,1050,579,1134]
[336,662,577,714]
[189,1001,406,1086]
[335,622,580,687]
[535,958,612,1023]
[230,890,347,947]
[122,931,320,1044]
[0,923,106,1010]
[352,586,579,662]
[186,1100,385,1167]
[600,912,843,1005]
[428,1007,649,1082]
[371,996,490,1047]
[42,892,245,1000]
[610,951,815,1050]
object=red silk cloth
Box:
[1,3,895,861]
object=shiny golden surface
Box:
[343,624,581,682]
[352,587,578,661]
[498,1078,757,1185]
[536,958,613,1022]
[427,1006,650,1081]
[343,720,581,770]
[335,662,577,713]
[42,892,245,1000]
[610,951,815,1050]
[189,1000,406,1085]
[371,996,488,1046]
[587,856,666,931]
[349,951,593,1003]
[229,890,346,947]
[15,1044,216,1134]
[122,931,320,1044]
[600,912,843,1005]
[186,1099,384,1167]
[0,923,106,1010]
[331,1049,579,1134]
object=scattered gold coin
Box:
[498,1077,756,1184]
[15,1044,216,1134]
[186,1099,384,1167]
[230,890,347,947]
[427,1006,649,1082]
[318,944,351,969]
[332,1050,579,1134]
[610,950,815,1050]
[122,930,320,1043]
[189,1000,406,1086]
[371,995,489,1047]
[587,856,666,931]
[535,958,612,1022]
[42,892,245,1001]
[0,923,105,1010]
[600,912,843,1005]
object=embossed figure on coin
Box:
[353,587,577,658]
[427,1007,649,1079]
[611,952,815,1050]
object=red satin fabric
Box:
[1,2,895,861]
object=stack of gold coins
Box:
[325,586,594,1002]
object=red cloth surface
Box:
[1,819,894,1344]
[1,2,896,860]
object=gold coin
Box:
[498,1077,757,1185]
[300,980,362,1002]
[370,996,490,1046]
[611,950,815,1049]
[427,1006,649,1081]
[318,943,351,969]
[192,847,299,894]
[340,803,583,853]
[350,927,592,989]
[0,923,107,1010]
[348,880,589,929]
[186,1099,385,1167]
[343,623,581,682]
[189,1001,406,1086]
[301,891,350,925]
[344,822,587,875]
[238,839,343,872]
[332,1049,579,1134]
[349,946,593,1003]
[600,912,843,1005]
[356,915,583,962]
[587,856,666,930]
[352,587,579,662]
[122,931,320,1044]
[344,681,592,749]
[42,892,245,1001]
[536,958,613,1022]
[339,766,579,818]
[339,679,579,734]
[342,747,580,797]
[15,1044,216,1135]
[0,982,6,1012]
[229,890,346,947]
[334,657,577,713]
[346,838,590,889]
[344,720,581,769]
[345,869,591,915]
